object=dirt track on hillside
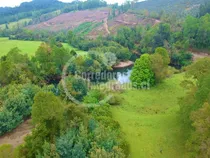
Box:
[104,18,110,34]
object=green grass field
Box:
[112,74,190,158]
[0,38,87,57]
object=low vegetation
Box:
[112,73,189,157]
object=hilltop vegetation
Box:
[0,0,208,38]
[134,0,206,16]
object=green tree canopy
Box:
[130,54,155,88]
[32,91,64,125]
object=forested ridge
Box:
[0,0,107,25]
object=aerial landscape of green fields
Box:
[0,0,210,158]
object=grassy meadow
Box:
[112,73,190,158]
[0,37,87,57]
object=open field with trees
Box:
[0,38,86,57]
[112,74,189,157]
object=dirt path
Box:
[189,48,210,61]
[0,119,33,147]
[104,18,110,35]
[192,52,209,61]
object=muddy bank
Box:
[113,61,134,69]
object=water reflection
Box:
[113,66,132,84]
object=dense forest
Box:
[0,0,210,158]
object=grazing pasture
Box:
[112,74,190,158]
[0,38,86,57]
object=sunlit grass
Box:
[112,74,190,158]
[0,38,87,57]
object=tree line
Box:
[0,42,129,157]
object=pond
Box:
[77,66,133,84]
[113,66,133,84]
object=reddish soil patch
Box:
[0,119,33,147]
[89,13,159,38]
[28,8,110,32]
[108,13,158,35]
[28,9,160,38]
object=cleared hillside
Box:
[27,8,159,38]
[27,8,110,32]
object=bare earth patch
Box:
[0,119,33,147]
[113,61,134,69]
[27,8,110,32]
[189,48,210,61]
[27,9,160,38]
[193,52,209,60]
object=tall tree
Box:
[130,54,155,88]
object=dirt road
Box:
[0,119,33,147]
[104,18,110,34]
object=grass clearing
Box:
[0,19,32,30]
[73,22,103,36]
[112,74,190,158]
[0,38,87,57]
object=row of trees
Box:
[0,89,128,157]
[184,14,210,49]
[0,44,72,86]
[179,57,210,157]
[0,43,128,157]
[130,47,171,88]
[199,1,210,17]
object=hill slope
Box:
[134,0,205,14]
[27,8,110,32]
[27,8,159,37]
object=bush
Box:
[108,95,122,106]
[0,94,33,135]
[0,144,14,158]
[0,84,40,135]
[91,105,112,118]
[83,90,105,104]
[59,76,88,101]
